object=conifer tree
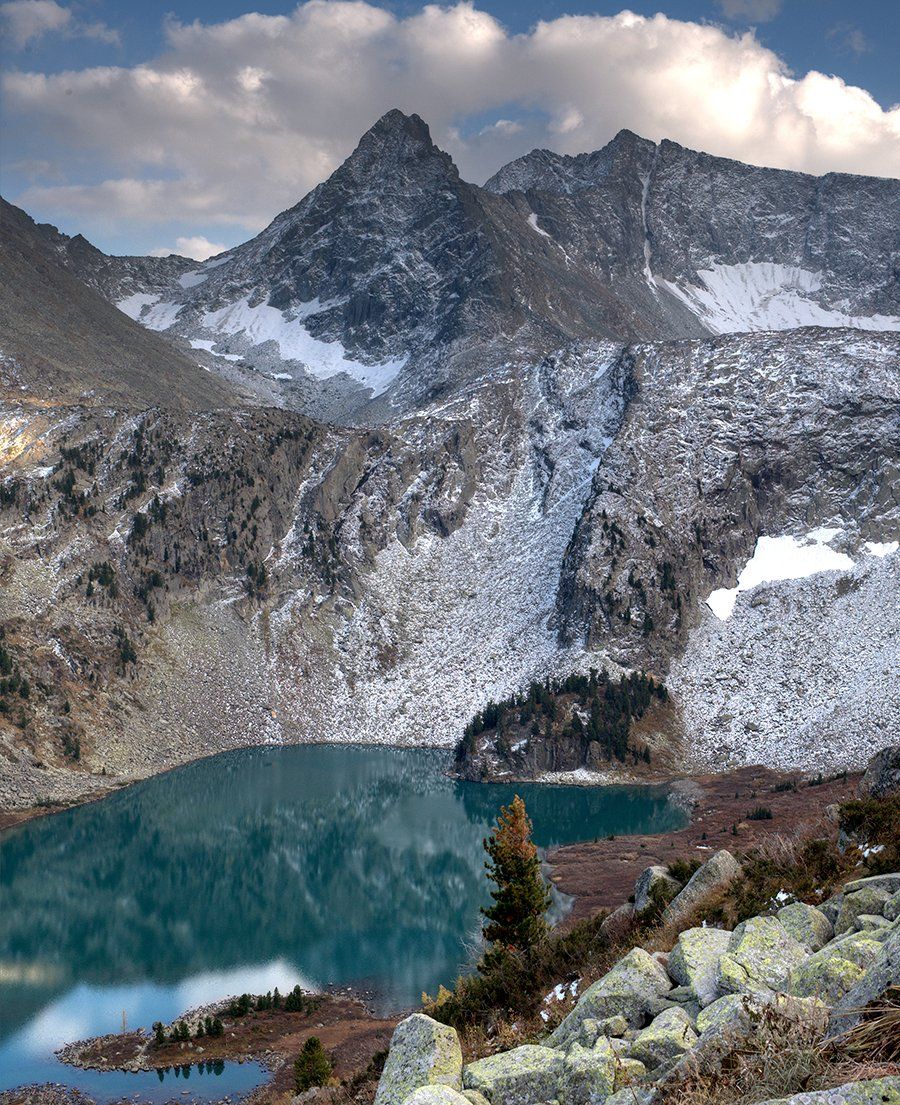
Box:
[294,1037,332,1090]
[480,795,550,969]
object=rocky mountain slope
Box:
[47,111,899,424]
[0,112,898,810]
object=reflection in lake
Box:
[1,744,685,1097]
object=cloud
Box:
[149,235,228,261]
[717,0,782,22]
[4,1,899,248]
[0,0,119,49]
[827,23,871,59]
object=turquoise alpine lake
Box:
[0,744,686,1099]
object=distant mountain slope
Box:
[56,112,898,422]
[0,199,234,410]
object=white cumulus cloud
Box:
[0,0,118,48]
[3,2,898,247]
[149,235,228,260]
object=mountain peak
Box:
[336,108,457,184]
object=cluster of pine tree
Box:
[455,668,666,766]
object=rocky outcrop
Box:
[662,850,741,927]
[377,864,900,1105]
[634,866,681,915]
[374,1014,463,1105]
[858,745,900,799]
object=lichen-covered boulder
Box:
[461,1093,491,1105]
[557,1037,617,1105]
[578,1015,627,1047]
[463,1045,566,1105]
[614,1057,647,1090]
[404,1089,473,1105]
[835,887,892,935]
[777,902,833,951]
[757,1076,900,1104]
[884,890,900,922]
[789,951,865,1004]
[547,948,672,1047]
[843,874,900,896]
[604,1088,656,1105]
[628,1007,698,1069]
[662,851,741,927]
[819,895,843,926]
[695,993,748,1037]
[375,1014,462,1105]
[828,926,900,1038]
[718,917,808,996]
[855,913,891,932]
[633,865,680,914]
[667,926,731,1007]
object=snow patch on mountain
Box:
[659,263,900,335]
[671,552,900,772]
[706,529,855,619]
[116,292,160,320]
[189,339,243,362]
[199,296,406,395]
[528,212,552,239]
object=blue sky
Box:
[2,0,898,257]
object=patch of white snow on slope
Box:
[116,292,160,320]
[707,530,854,619]
[142,300,184,331]
[179,270,208,289]
[189,338,243,362]
[527,212,552,239]
[200,296,406,396]
[659,262,900,334]
[865,540,899,557]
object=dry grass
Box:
[840,988,900,1064]
[656,1004,897,1105]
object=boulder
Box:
[842,873,900,897]
[667,926,731,1007]
[885,890,900,922]
[628,1007,698,1069]
[757,1076,900,1104]
[855,913,891,932]
[695,993,748,1036]
[613,1057,648,1090]
[835,887,892,935]
[777,902,833,951]
[547,948,672,1048]
[557,1037,617,1104]
[462,1094,491,1105]
[578,1015,627,1047]
[463,1045,566,1105]
[374,1014,463,1105]
[858,744,900,799]
[604,1089,656,1105]
[662,851,741,927]
[404,1090,472,1105]
[819,895,843,926]
[789,930,884,1003]
[718,917,808,996]
[633,866,680,914]
[828,926,900,1038]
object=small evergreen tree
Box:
[480,795,550,970]
[152,1021,166,1047]
[294,1036,332,1090]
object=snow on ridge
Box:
[116,292,160,320]
[865,540,899,558]
[659,262,900,335]
[179,271,208,290]
[706,529,854,620]
[527,212,552,239]
[200,295,406,396]
[189,339,243,362]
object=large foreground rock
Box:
[718,917,808,996]
[556,1037,617,1104]
[835,886,892,936]
[662,851,741,926]
[777,902,834,951]
[828,925,900,1037]
[375,1014,462,1105]
[634,866,680,914]
[546,948,672,1047]
[629,1006,698,1069]
[463,1045,566,1105]
[404,1090,472,1105]
[758,1077,900,1104]
[667,926,731,1007]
